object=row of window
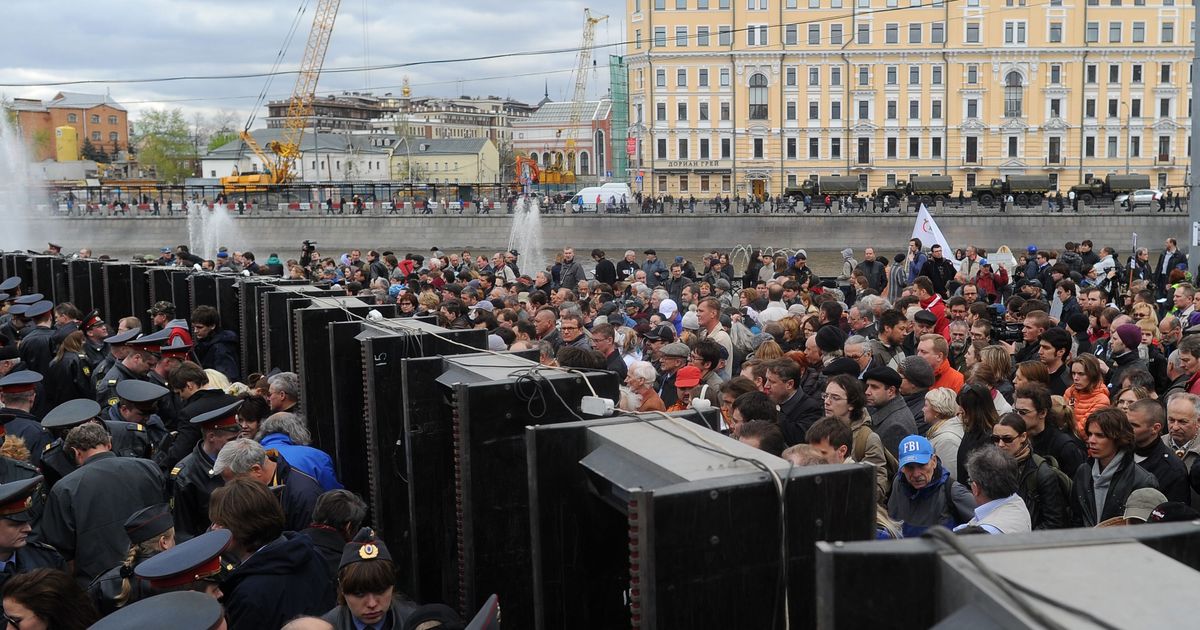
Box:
[88,131,120,142]
[636,0,1175,11]
[65,113,121,125]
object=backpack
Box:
[852,424,899,483]
[1023,453,1073,503]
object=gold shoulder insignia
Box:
[133,423,145,432]
[82,367,90,376]
[170,466,181,477]
[43,443,52,451]
[108,379,117,385]
[107,397,118,407]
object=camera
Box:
[987,304,1023,343]
[300,240,318,262]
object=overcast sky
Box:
[0,0,626,125]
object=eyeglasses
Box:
[990,434,1019,444]
[1013,407,1034,416]
[822,393,846,403]
[560,326,579,331]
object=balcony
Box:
[1045,155,1067,169]
[960,157,984,170]
[1156,155,1176,166]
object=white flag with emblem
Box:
[912,204,953,256]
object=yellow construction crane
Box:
[222,0,342,191]
[541,8,607,186]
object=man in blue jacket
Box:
[887,435,976,538]
[257,412,342,491]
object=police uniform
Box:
[17,301,55,378]
[91,328,141,391]
[79,310,108,371]
[134,528,234,595]
[44,348,93,411]
[0,476,64,590]
[87,591,225,630]
[39,399,106,488]
[321,528,421,630]
[0,371,51,464]
[88,503,173,616]
[106,380,170,458]
[96,360,145,410]
[156,388,234,473]
[51,320,80,346]
[134,330,191,433]
[170,400,241,538]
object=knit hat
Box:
[1114,324,1142,350]
[681,311,700,331]
[815,326,848,354]
[1065,313,1090,335]
[899,355,935,389]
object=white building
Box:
[202,128,396,183]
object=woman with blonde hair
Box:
[923,387,965,480]
[977,345,1016,406]
[752,339,784,361]
[778,316,804,352]
[88,504,175,614]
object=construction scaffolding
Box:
[609,54,629,183]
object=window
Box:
[966,99,978,118]
[1159,136,1171,160]
[857,24,870,44]
[677,0,687,8]
[909,23,921,43]
[1008,137,1018,158]
[700,102,710,120]
[699,68,709,86]
[909,66,920,85]
[678,102,688,120]
[749,73,768,119]
[1131,99,1141,118]
[1163,23,1175,43]
[1109,64,1119,83]
[858,66,869,86]
[807,67,819,87]
[635,29,642,48]
[831,67,841,86]
[1050,98,1061,117]
[1086,64,1097,83]
[831,24,843,45]
[931,137,942,158]
[786,25,798,45]
[699,0,709,7]
[655,0,665,7]
[1131,136,1141,158]
[809,102,820,119]
[787,138,798,159]
[654,27,667,46]
[886,24,898,44]
[656,103,667,120]
[932,66,942,85]
[1108,99,1119,118]
[698,26,710,45]
[67,113,77,123]
[1004,21,1026,44]
[656,69,666,87]
[886,66,897,85]
[887,101,897,119]
[931,22,944,43]
[721,102,731,119]
[1133,22,1145,43]
[676,26,688,46]
[748,24,768,45]
[909,100,920,119]
[679,176,689,192]
[1109,22,1121,43]
[858,100,869,119]
[787,101,796,120]
[932,100,942,119]
[753,138,764,158]
[1048,137,1061,163]
[1160,98,1171,117]
[809,24,820,44]
[700,138,711,158]
[831,101,841,119]
[109,131,118,142]
[1084,136,1095,157]
[678,139,689,158]
[909,137,920,158]
[107,115,118,125]
[1085,22,1098,43]
[1162,63,1172,83]
[721,138,731,157]
[966,23,980,43]
[720,0,730,6]
[831,138,841,158]
[719,26,732,45]
[720,68,730,86]
[1085,99,1096,118]
[967,65,978,84]
[966,137,978,162]
[857,138,871,164]
[1107,136,1118,158]
[1049,22,1062,43]
[1050,64,1061,84]
[809,138,819,158]
[91,131,100,141]
[677,68,687,86]
[887,137,898,158]
[89,114,99,124]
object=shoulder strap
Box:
[852,425,869,462]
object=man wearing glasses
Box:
[1013,383,1085,477]
[558,312,592,350]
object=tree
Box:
[207,131,239,153]
[497,141,516,182]
[80,138,109,163]
[136,108,193,183]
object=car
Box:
[1117,188,1162,209]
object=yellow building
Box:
[389,138,501,184]
[625,0,1194,198]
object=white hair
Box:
[628,360,657,385]
[211,438,268,475]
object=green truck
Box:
[1067,174,1151,206]
[875,175,955,208]
[969,175,1054,207]
[784,175,861,200]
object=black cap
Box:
[822,357,861,377]
[41,398,101,430]
[23,300,52,319]
[0,278,20,292]
[0,370,41,394]
[124,504,173,544]
[116,380,169,406]
[1148,502,1200,523]
[339,527,393,570]
[87,591,224,630]
[406,604,463,629]
[913,309,938,326]
[13,293,42,306]
[135,529,233,589]
[0,476,42,523]
[863,366,903,389]
[103,328,142,345]
[189,399,243,430]
[644,249,657,256]
[643,324,676,343]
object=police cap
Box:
[103,327,142,345]
[0,476,42,523]
[87,591,224,630]
[22,301,52,319]
[116,380,169,407]
[0,277,19,293]
[124,503,172,545]
[160,337,193,360]
[0,370,41,394]
[135,529,232,589]
[5,305,26,317]
[12,293,42,306]
[82,310,105,331]
[339,526,393,571]
[189,399,242,431]
[42,398,101,430]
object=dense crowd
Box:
[0,230,1198,627]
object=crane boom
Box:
[539,8,607,186]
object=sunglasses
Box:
[990,434,1019,444]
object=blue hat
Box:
[6,305,26,317]
[0,370,41,394]
[189,399,242,430]
[388,284,404,298]
[1026,245,1038,254]
[103,327,141,345]
[23,300,52,319]
[115,379,169,406]
[88,591,224,630]
[13,293,43,306]
[897,435,935,467]
[41,398,101,430]
[0,277,19,292]
[135,529,233,589]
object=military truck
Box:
[969,175,1054,207]
[784,175,861,200]
[875,175,955,208]
[1067,174,1151,206]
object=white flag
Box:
[912,204,953,256]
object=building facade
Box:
[371,90,535,147]
[12,92,129,162]
[266,92,395,132]
[202,128,394,183]
[388,138,501,184]
[511,99,615,181]
[625,0,1194,198]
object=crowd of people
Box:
[1,229,1199,627]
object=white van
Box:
[569,185,632,212]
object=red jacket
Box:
[921,294,950,340]
[975,266,1008,302]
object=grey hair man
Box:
[212,438,323,532]
[257,412,342,491]
[267,371,302,416]
[956,446,1031,534]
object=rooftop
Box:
[205,128,395,158]
[394,137,491,156]
[523,100,611,125]
[47,92,127,112]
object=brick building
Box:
[12,92,128,162]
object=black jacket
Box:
[194,328,239,382]
[1030,424,1087,479]
[299,526,346,580]
[156,389,236,473]
[18,326,55,377]
[45,352,93,411]
[321,597,420,630]
[0,542,65,591]
[777,389,824,446]
[271,453,324,533]
[1107,351,1148,391]
[222,533,337,630]
[1016,453,1069,530]
[868,396,917,456]
[170,441,223,539]
[95,361,143,410]
[1135,439,1190,503]
[593,257,617,287]
[0,408,50,467]
[918,257,957,296]
[1071,450,1160,527]
[1155,249,1187,290]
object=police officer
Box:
[91,327,140,391]
[157,361,227,473]
[97,332,154,411]
[171,398,240,538]
[44,332,94,411]
[135,528,233,599]
[0,371,51,464]
[80,310,109,370]
[321,528,418,630]
[0,476,64,589]
[89,589,226,630]
[37,421,164,584]
[135,328,191,431]
[88,503,176,615]
[40,399,105,487]
[17,300,55,379]
[105,380,168,458]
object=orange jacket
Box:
[1064,385,1110,435]
[932,359,964,393]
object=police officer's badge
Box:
[359,543,379,560]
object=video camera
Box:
[987,304,1023,343]
[300,240,318,262]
